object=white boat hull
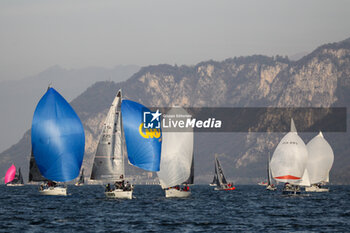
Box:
[165,189,191,198]
[39,186,67,196]
[105,189,133,199]
[6,184,25,187]
[305,185,329,192]
[266,185,277,191]
[209,184,217,186]
[282,185,301,195]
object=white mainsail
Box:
[157,107,194,189]
[90,91,124,181]
[270,119,309,185]
[306,131,334,184]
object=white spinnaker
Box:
[306,132,334,184]
[270,119,308,185]
[297,168,311,186]
[157,107,194,189]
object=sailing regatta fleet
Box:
[269,119,334,194]
[3,86,335,197]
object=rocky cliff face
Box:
[1,38,350,184]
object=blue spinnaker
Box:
[31,88,85,182]
[121,100,161,171]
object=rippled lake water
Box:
[0,185,349,232]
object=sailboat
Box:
[75,168,85,186]
[90,90,131,199]
[213,155,235,191]
[305,132,334,192]
[5,165,24,186]
[270,119,310,195]
[31,86,85,196]
[157,107,194,198]
[266,154,276,191]
[90,91,162,199]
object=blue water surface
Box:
[0,185,349,232]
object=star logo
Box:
[150,110,161,122]
[143,109,162,129]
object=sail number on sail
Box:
[282,141,298,145]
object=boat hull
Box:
[266,185,277,191]
[282,190,301,195]
[105,189,133,199]
[214,186,236,191]
[165,189,191,198]
[305,185,329,192]
[282,186,301,195]
[209,184,217,186]
[39,186,67,196]
[6,183,24,187]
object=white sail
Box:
[270,119,308,185]
[325,172,329,183]
[267,154,273,185]
[157,107,194,189]
[296,168,311,186]
[306,131,334,184]
[290,118,297,133]
[90,91,124,180]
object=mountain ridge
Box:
[1,38,350,184]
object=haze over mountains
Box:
[0,65,139,152]
[1,38,350,184]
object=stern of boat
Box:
[165,189,191,198]
[105,189,133,199]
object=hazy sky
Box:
[1,0,349,81]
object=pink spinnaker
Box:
[5,164,16,184]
